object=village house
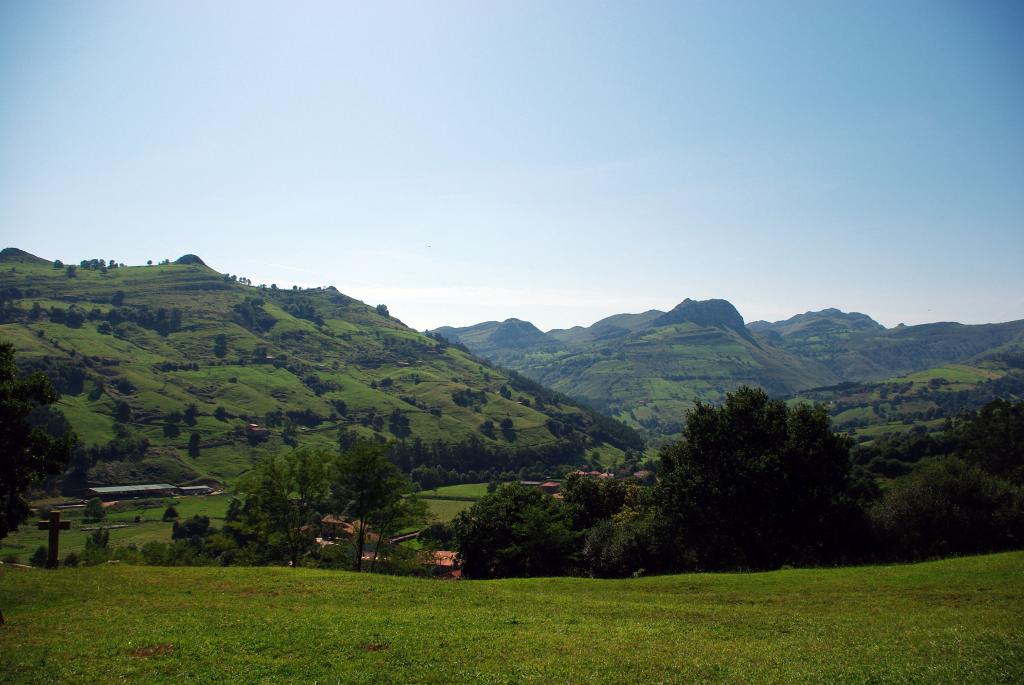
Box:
[420,550,461,579]
[245,423,269,437]
[319,515,356,541]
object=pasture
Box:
[1,552,1022,683]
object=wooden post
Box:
[36,510,71,569]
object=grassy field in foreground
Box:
[2,553,1023,684]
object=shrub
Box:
[870,458,1024,561]
[30,546,48,567]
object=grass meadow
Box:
[0,496,231,562]
[1,551,1022,684]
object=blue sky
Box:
[2,1,1022,331]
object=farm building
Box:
[178,485,213,496]
[87,484,177,500]
[320,515,356,540]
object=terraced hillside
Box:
[0,248,640,487]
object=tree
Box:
[213,334,228,359]
[115,400,132,423]
[172,515,211,541]
[367,490,428,573]
[500,417,516,441]
[452,483,576,578]
[183,403,199,426]
[84,497,106,521]
[561,473,628,530]
[331,442,412,571]
[237,447,330,567]
[0,342,76,539]
[953,399,1023,483]
[188,432,201,458]
[162,505,179,521]
[656,386,857,570]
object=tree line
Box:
[450,388,1024,578]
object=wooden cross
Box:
[37,510,71,569]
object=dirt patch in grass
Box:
[130,643,174,658]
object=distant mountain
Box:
[653,298,747,331]
[433,299,838,440]
[548,310,662,346]
[748,308,884,338]
[0,248,641,488]
[432,318,560,366]
[433,301,1024,441]
[751,309,1024,381]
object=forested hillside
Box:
[0,248,640,489]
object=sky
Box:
[2,1,1022,332]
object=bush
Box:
[870,457,1024,561]
[84,497,106,521]
[63,552,80,567]
[582,516,669,578]
[30,546,48,567]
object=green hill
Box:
[0,249,640,488]
[434,299,838,440]
[790,362,1024,443]
[1,552,1021,683]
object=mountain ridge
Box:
[431,299,1024,441]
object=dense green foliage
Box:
[452,484,576,578]
[656,387,866,570]
[0,341,76,538]
[849,395,1024,478]
[870,457,1024,560]
[453,389,1023,578]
